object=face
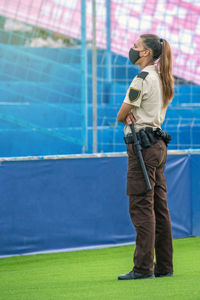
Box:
[130,38,151,65]
[132,38,145,51]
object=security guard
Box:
[117,34,174,280]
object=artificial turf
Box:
[0,237,200,300]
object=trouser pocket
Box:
[127,164,156,196]
[127,169,148,195]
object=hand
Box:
[126,112,136,125]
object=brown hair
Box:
[140,34,174,108]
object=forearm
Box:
[117,103,136,125]
[117,113,136,126]
[118,118,127,125]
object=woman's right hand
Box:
[126,112,136,125]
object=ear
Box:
[144,48,151,57]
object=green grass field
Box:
[0,237,200,300]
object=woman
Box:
[117,34,174,280]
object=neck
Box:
[140,59,154,70]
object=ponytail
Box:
[140,34,174,108]
[158,39,174,108]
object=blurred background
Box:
[0,0,199,157]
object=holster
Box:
[154,128,171,146]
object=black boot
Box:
[154,264,173,278]
[154,269,173,278]
[118,270,155,280]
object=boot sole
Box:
[155,273,173,278]
[118,275,155,280]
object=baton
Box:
[129,124,152,191]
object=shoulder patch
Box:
[129,88,141,102]
[137,71,149,80]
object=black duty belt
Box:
[124,126,171,148]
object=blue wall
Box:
[0,152,199,257]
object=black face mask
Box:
[129,48,141,65]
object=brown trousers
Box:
[127,140,173,275]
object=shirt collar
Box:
[142,65,157,72]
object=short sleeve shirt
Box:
[123,65,167,135]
